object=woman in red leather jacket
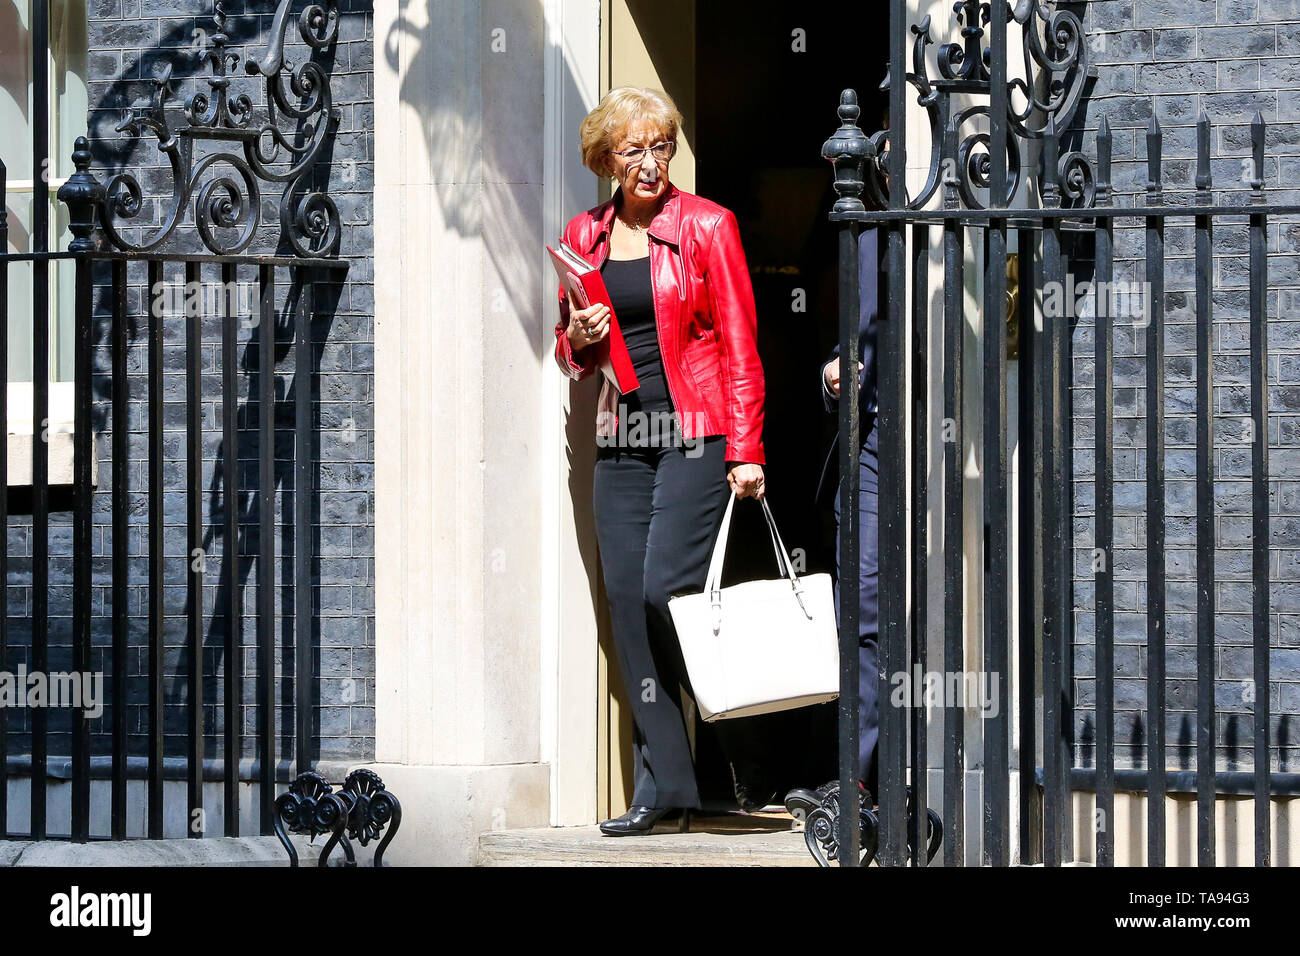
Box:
[553,87,767,835]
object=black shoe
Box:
[735,782,779,812]
[784,787,822,818]
[812,779,878,811]
[598,805,674,836]
[730,760,778,812]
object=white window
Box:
[1,0,88,484]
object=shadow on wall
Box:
[382,0,581,356]
[381,0,657,808]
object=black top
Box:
[600,255,677,446]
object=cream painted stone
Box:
[374,0,590,860]
[5,382,82,486]
[351,761,550,866]
[541,0,604,826]
[6,836,323,867]
[1071,790,1300,866]
[6,777,313,841]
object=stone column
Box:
[370,0,564,865]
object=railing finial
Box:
[1195,111,1212,196]
[821,89,873,215]
[1096,115,1111,207]
[58,136,105,253]
[1250,111,1266,203]
[1146,116,1163,201]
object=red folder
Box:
[548,241,640,393]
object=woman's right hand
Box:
[567,300,611,352]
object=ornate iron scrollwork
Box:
[102,0,341,257]
[831,0,1094,212]
[275,769,402,867]
[797,782,942,867]
[337,769,403,867]
[273,771,351,867]
[905,786,945,865]
[803,782,879,868]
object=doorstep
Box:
[477,811,819,867]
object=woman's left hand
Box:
[727,463,765,499]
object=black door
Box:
[691,0,887,805]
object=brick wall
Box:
[1071,0,1299,773]
[4,0,375,775]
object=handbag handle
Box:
[703,493,811,633]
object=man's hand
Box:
[727,463,765,499]
[823,357,865,398]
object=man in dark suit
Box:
[813,225,881,798]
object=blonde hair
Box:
[579,86,682,178]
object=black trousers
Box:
[831,417,880,795]
[592,432,730,810]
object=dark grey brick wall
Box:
[5,0,374,774]
[1071,0,1299,773]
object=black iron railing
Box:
[812,0,1288,867]
[1,0,346,843]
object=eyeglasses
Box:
[609,141,676,165]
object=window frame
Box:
[2,0,88,486]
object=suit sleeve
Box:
[705,209,765,465]
[552,222,595,381]
[821,344,840,413]
[821,226,878,413]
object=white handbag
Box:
[668,492,840,721]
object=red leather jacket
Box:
[552,183,766,465]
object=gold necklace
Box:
[618,211,652,234]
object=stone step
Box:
[478,813,820,867]
[0,835,323,867]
